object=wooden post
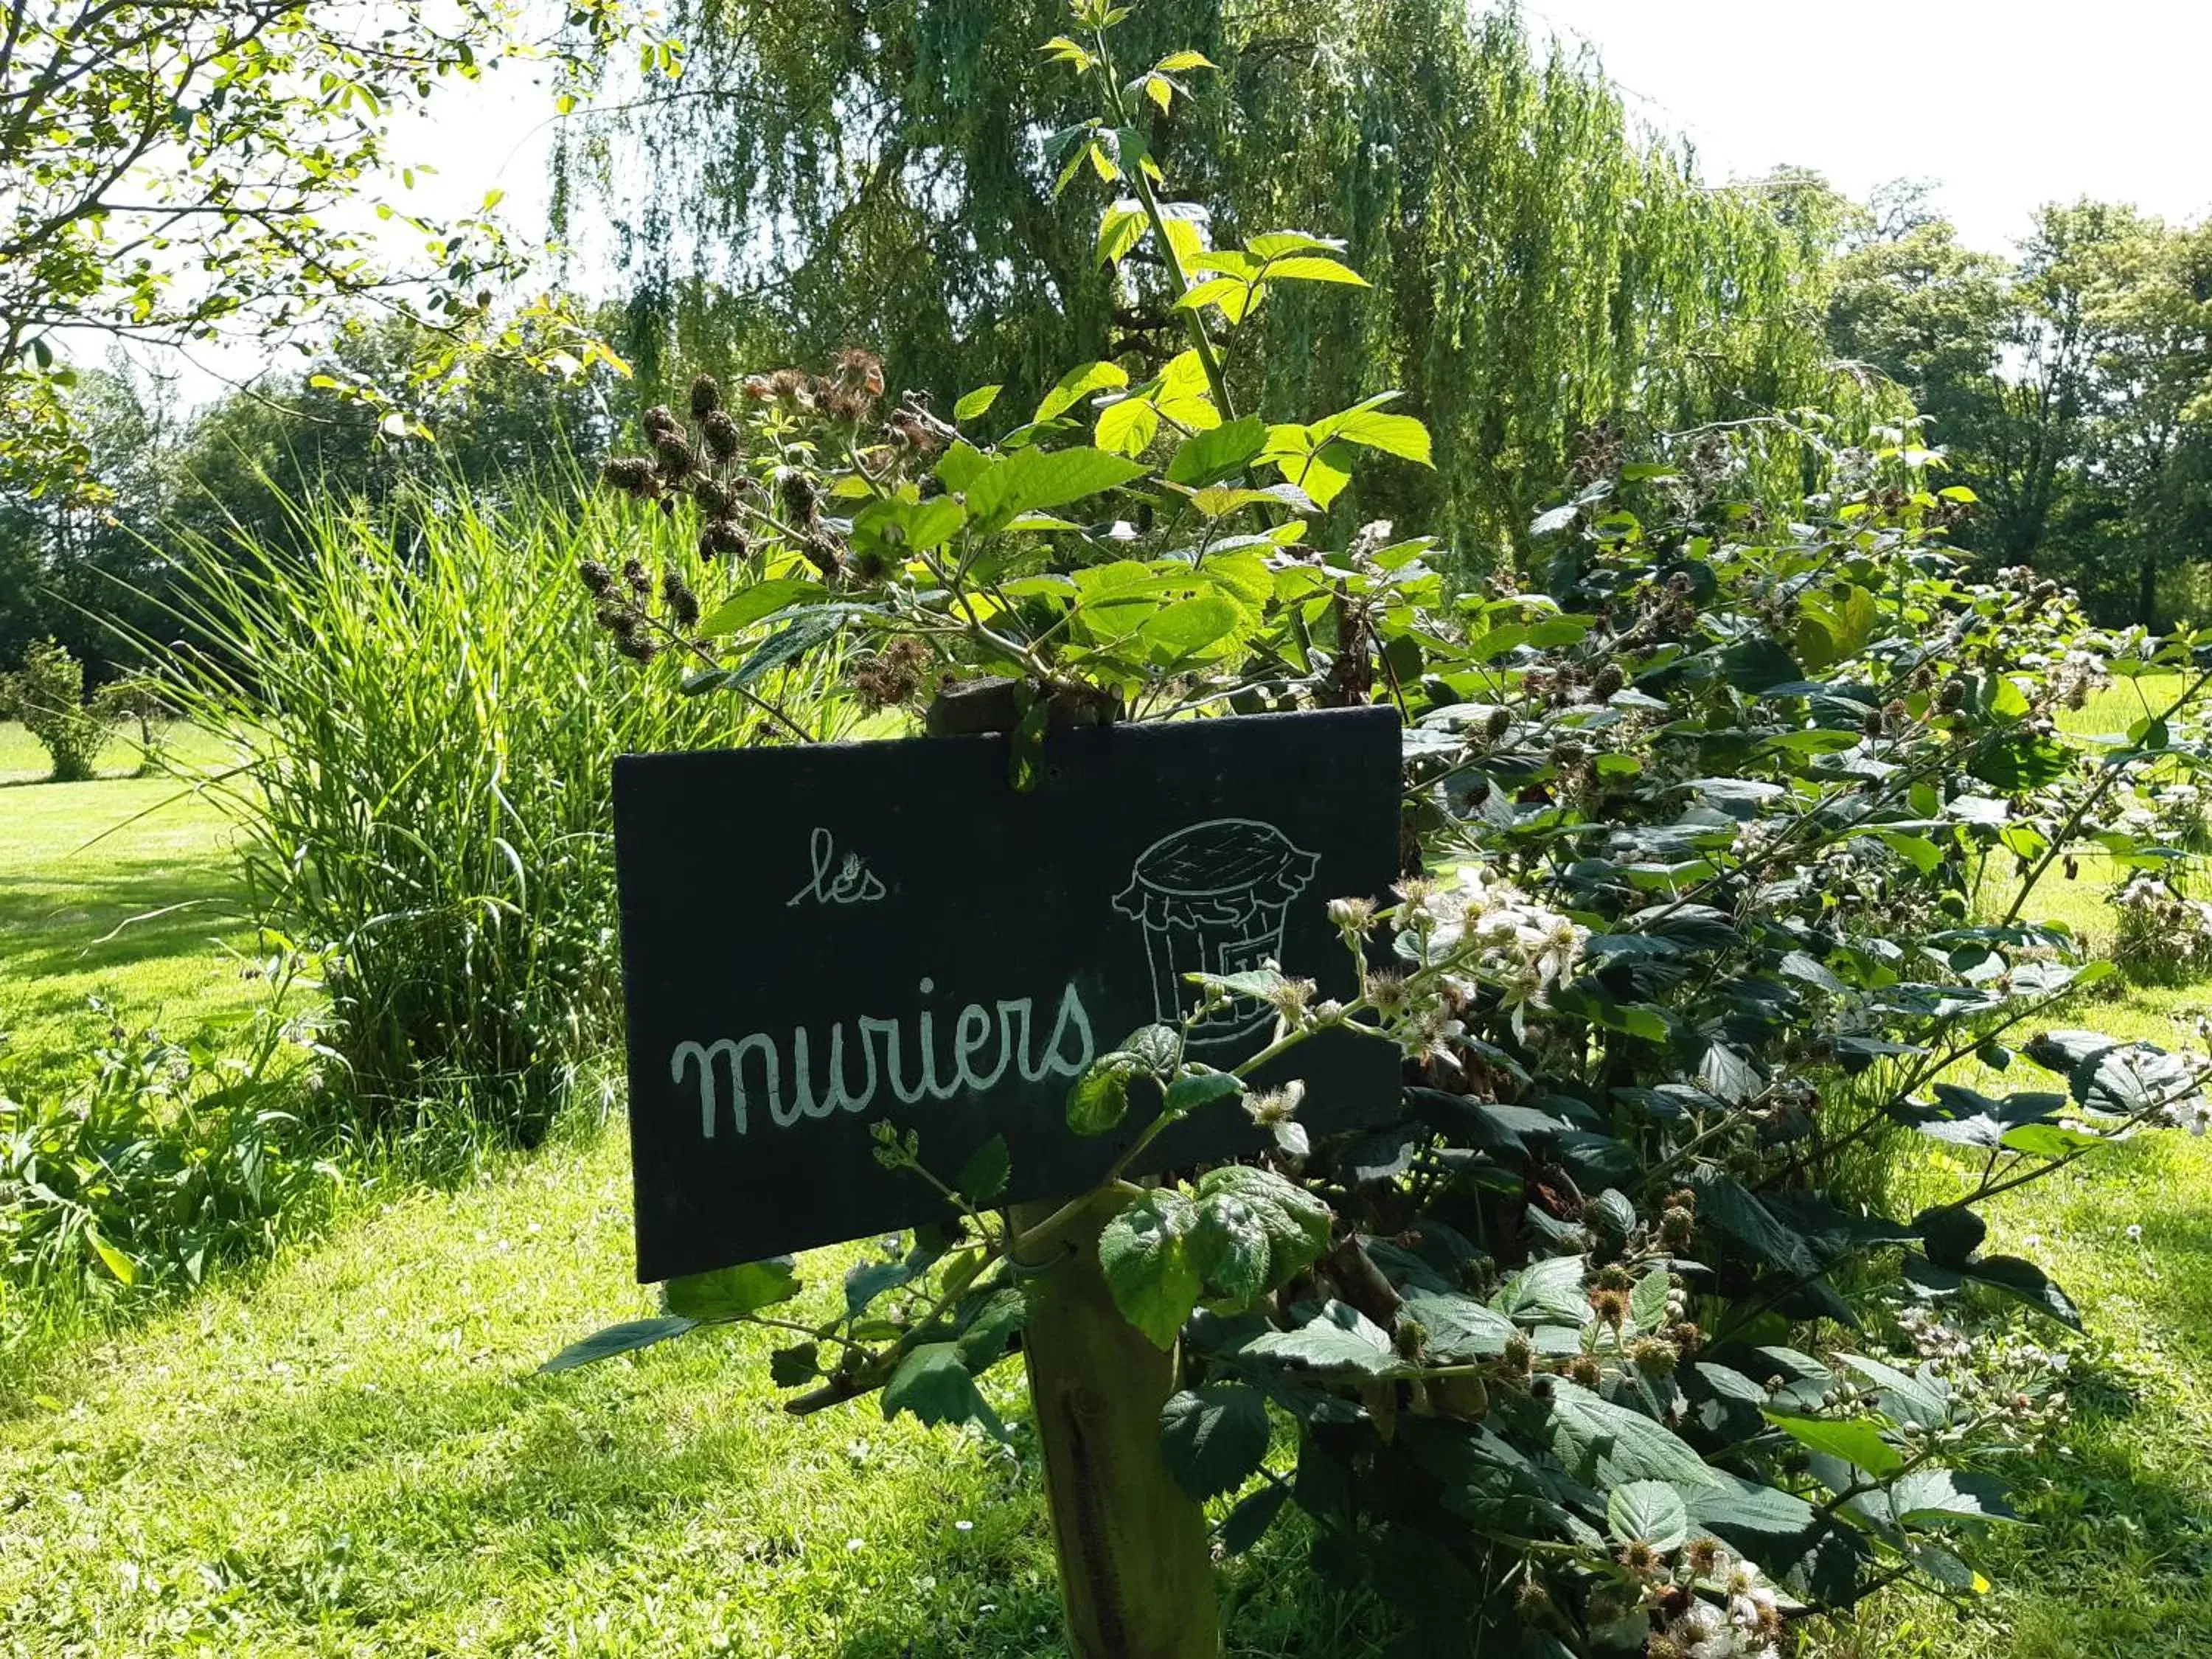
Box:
[1014,1194,1220,1659]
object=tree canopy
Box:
[555,0,1880,563]
[1,0,642,499]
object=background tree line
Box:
[5,0,2208,684]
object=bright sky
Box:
[1525,0,2212,252]
[139,1,2212,409]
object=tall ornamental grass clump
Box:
[163,483,799,1143]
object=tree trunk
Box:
[1013,1194,1220,1659]
[2139,549,2159,629]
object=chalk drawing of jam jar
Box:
[1113,818,1321,1046]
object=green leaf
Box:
[1099,1190,1203,1349]
[1690,1169,1820,1278]
[1548,1381,1724,1487]
[1189,1193,1271,1308]
[1096,203,1147,268]
[953,384,1002,421]
[663,1256,801,1321]
[1164,414,1270,487]
[955,1287,1027,1370]
[1263,254,1369,287]
[729,608,846,688]
[1136,594,1242,662]
[1890,1468,2014,1528]
[1245,1300,1397,1375]
[540,1316,698,1374]
[1122,1022,1183,1074]
[85,1226,136,1287]
[1400,1290,1516,1360]
[1607,1481,1689,1550]
[1764,1411,1905,1478]
[1833,1354,1950,1430]
[1217,1483,1290,1555]
[1165,1067,1245,1118]
[1491,1255,1590,1326]
[1914,1205,1987,1269]
[934,440,991,493]
[698,578,830,635]
[770,1343,821,1387]
[1159,1383,1271,1500]
[1195,1164,1334,1289]
[1034,361,1130,422]
[957,1134,1011,1205]
[1152,49,1218,73]
[1067,1050,1145,1135]
[1310,400,1432,465]
[1630,1267,1672,1333]
[966,445,1150,535]
[881,1342,1008,1441]
[844,1257,915,1317]
[1096,394,1160,456]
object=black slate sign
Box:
[613,704,1402,1282]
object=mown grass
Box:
[6,683,2212,1655]
[0,1125,1384,1658]
[0,723,264,1098]
[1840,672,2212,1658]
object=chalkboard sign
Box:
[613,704,1402,1282]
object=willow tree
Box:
[555,0,1872,563]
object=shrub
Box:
[0,962,334,1317]
[161,481,826,1144]
[549,7,2212,1652]
[0,636,114,782]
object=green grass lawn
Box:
[5,692,2212,1655]
[0,723,263,1098]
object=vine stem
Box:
[1093,29,1237,420]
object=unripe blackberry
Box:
[577,558,614,597]
[1590,661,1625,700]
[1568,1354,1603,1389]
[689,374,723,420]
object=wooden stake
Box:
[1014,1194,1220,1659]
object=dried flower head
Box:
[660,567,701,630]
[689,374,723,420]
[699,519,749,561]
[577,558,614,597]
[599,456,660,501]
[701,408,742,462]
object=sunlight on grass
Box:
[0,1127,1374,1658]
[0,731,264,1097]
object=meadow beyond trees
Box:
[7,4,2212,1658]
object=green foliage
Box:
[540,8,2212,1652]
[159,484,816,1143]
[0,963,335,1316]
[0,637,114,782]
[2,0,644,499]
[1823,188,2212,627]
[565,0,1878,562]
